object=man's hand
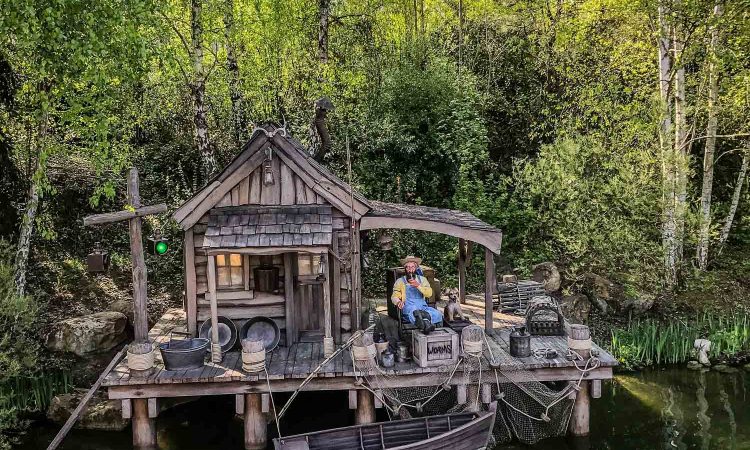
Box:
[407,278,421,288]
[396,299,405,310]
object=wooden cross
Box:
[83,168,167,348]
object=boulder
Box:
[110,299,134,324]
[686,360,703,370]
[581,273,627,314]
[559,294,591,324]
[531,262,561,293]
[46,312,128,356]
[48,390,128,431]
[620,294,655,316]
[712,364,739,374]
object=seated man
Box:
[391,256,443,334]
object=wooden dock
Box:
[104,299,616,400]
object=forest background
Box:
[0,0,749,445]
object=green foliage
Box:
[609,313,750,370]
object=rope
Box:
[242,350,266,373]
[264,366,282,439]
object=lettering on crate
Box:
[426,341,452,360]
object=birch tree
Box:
[717,146,749,254]
[192,0,214,179]
[696,1,724,270]
[224,0,245,148]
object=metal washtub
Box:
[159,331,209,371]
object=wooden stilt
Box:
[466,384,480,412]
[132,398,156,449]
[355,389,376,424]
[484,247,496,335]
[569,381,590,436]
[244,393,267,450]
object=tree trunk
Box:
[696,2,724,270]
[14,116,48,298]
[717,147,749,254]
[224,0,244,149]
[658,2,678,288]
[318,0,330,65]
[673,18,689,276]
[192,0,214,179]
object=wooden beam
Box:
[132,398,156,448]
[84,204,168,226]
[360,216,502,254]
[355,390,375,424]
[127,169,150,345]
[484,247,495,335]
[458,238,467,304]
[207,255,221,363]
[569,381,590,436]
[244,393,266,450]
[205,246,327,256]
[283,253,296,345]
[147,398,158,418]
[331,239,341,343]
[322,252,333,356]
[185,230,197,336]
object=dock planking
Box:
[103,307,617,390]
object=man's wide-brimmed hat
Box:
[400,255,422,266]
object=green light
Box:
[155,241,168,255]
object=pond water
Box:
[18,368,749,449]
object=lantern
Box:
[378,233,393,251]
[87,242,110,273]
[147,232,169,255]
[263,148,275,186]
[316,254,326,281]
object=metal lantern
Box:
[263,148,275,186]
[378,233,393,251]
[316,254,326,281]
[87,242,110,273]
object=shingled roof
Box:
[203,205,333,248]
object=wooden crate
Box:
[411,328,459,368]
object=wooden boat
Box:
[273,402,497,450]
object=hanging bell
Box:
[87,242,110,273]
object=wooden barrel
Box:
[567,324,591,359]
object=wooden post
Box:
[244,393,267,450]
[207,255,222,363]
[331,238,341,343]
[484,247,495,335]
[184,229,197,335]
[355,389,376,424]
[569,381,590,436]
[132,398,157,448]
[283,253,296,345]
[322,252,334,356]
[127,169,150,346]
[458,238,467,304]
[467,384,480,412]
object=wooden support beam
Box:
[456,384,467,405]
[261,394,270,413]
[481,384,492,405]
[322,252,334,357]
[355,390,375,424]
[458,238,467,304]
[128,169,150,345]
[236,394,244,415]
[184,230,197,335]
[569,381,590,436]
[348,390,357,409]
[132,398,156,448]
[331,239,341,344]
[283,253,296,345]
[244,393,267,450]
[591,379,602,399]
[207,255,222,363]
[121,399,132,419]
[147,398,158,418]
[484,247,496,335]
[374,390,383,409]
[83,204,168,226]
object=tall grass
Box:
[0,371,72,412]
[609,312,750,369]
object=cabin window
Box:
[297,254,322,276]
[216,253,244,289]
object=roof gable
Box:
[173,124,370,230]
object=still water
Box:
[18,368,749,449]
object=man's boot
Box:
[413,310,434,335]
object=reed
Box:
[608,312,750,368]
[0,371,72,412]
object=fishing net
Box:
[351,321,598,446]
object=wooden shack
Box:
[102,124,616,450]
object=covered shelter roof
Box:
[204,205,333,249]
[360,201,502,254]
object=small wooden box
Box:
[411,328,459,368]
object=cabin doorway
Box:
[294,253,325,342]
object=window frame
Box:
[215,253,245,291]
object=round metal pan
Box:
[199,316,238,353]
[240,316,280,352]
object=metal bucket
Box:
[159,332,209,371]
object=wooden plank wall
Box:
[217,158,327,207]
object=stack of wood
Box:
[494,279,545,313]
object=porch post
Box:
[207,255,222,363]
[322,251,334,357]
[355,389,376,424]
[132,398,156,448]
[244,393,267,450]
[458,238,467,304]
[484,247,495,334]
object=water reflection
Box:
[18,369,750,450]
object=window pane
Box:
[298,256,311,275]
[311,255,321,274]
[230,254,242,266]
[231,267,243,286]
[216,254,226,266]
[217,267,231,287]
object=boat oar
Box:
[275,325,375,422]
[46,346,128,450]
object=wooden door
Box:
[295,274,325,342]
